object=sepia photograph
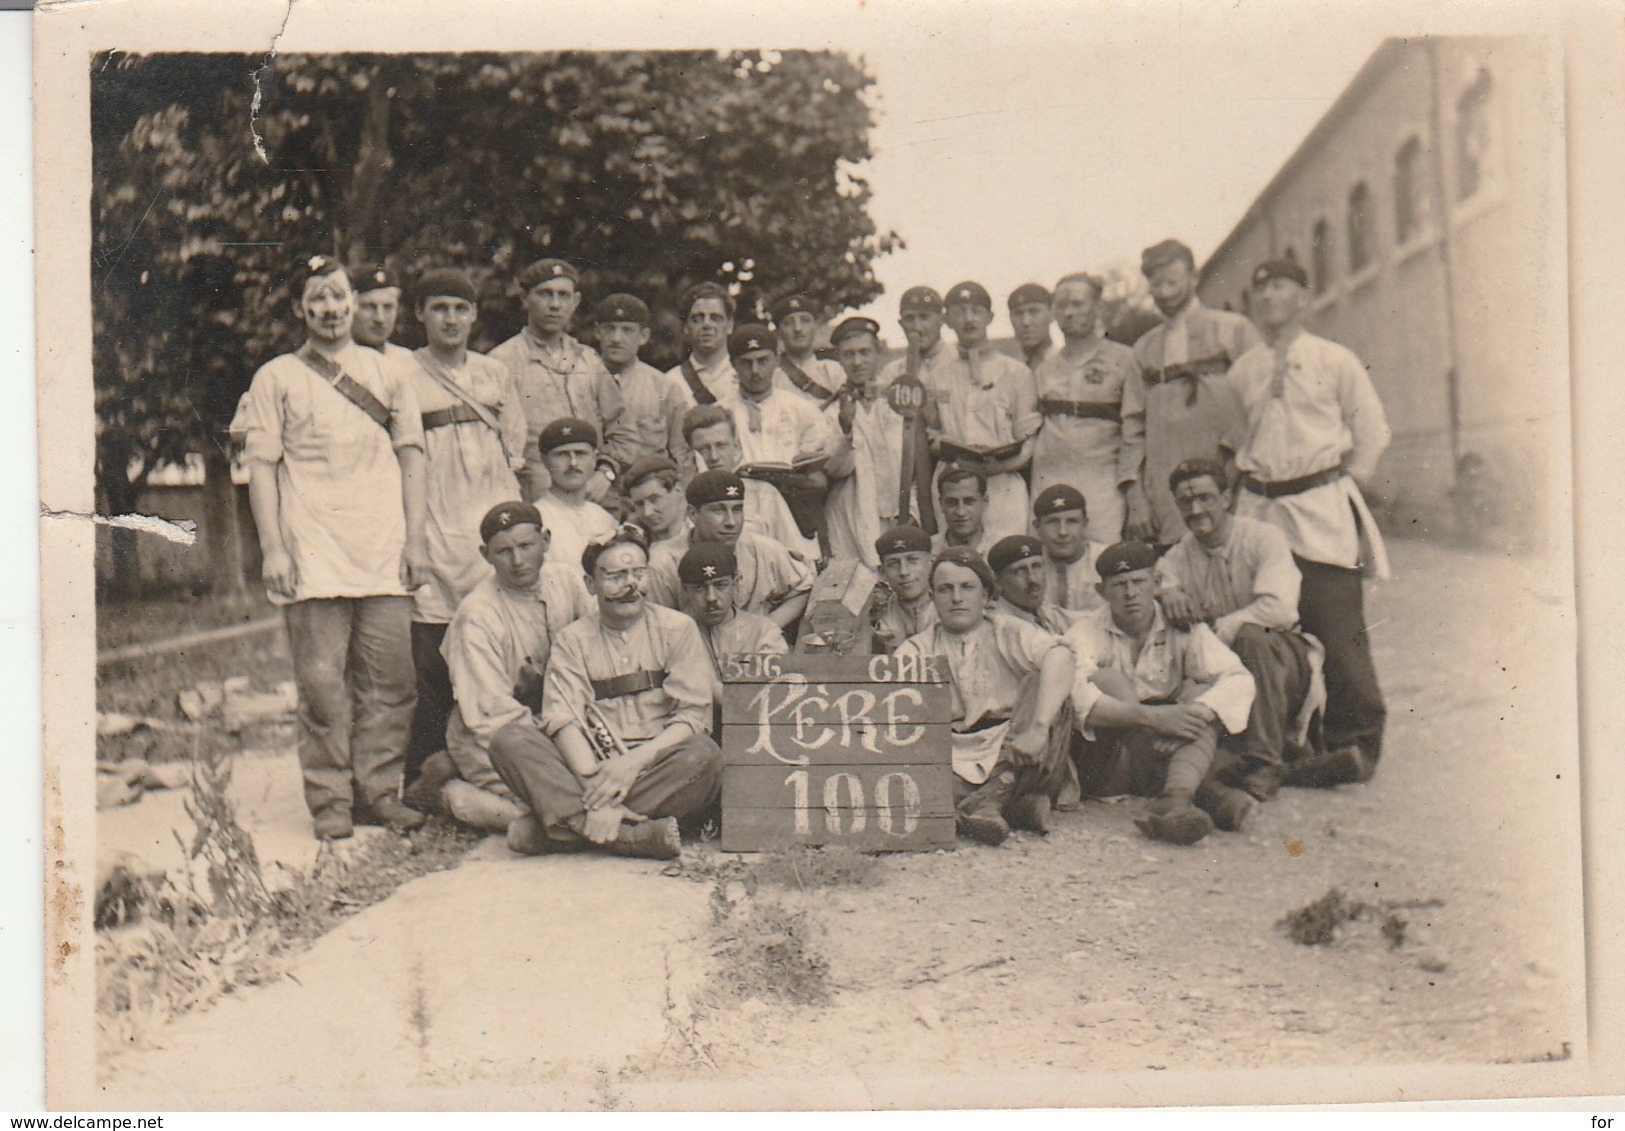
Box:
[32,0,1623,1112]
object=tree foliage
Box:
[91,50,902,513]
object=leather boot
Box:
[1196,778,1258,833]
[1282,746,1371,789]
[442,779,524,832]
[957,768,1015,846]
[1006,790,1053,835]
[607,816,682,860]
[1134,791,1214,846]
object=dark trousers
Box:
[1075,723,1219,800]
[406,621,454,785]
[950,700,1077,809]
[1295,556,1386,762]
[1229,623,1314,767]
[487,722,723,847]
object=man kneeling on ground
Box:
[1065,541,1257,845]
[490,524,723,859]
[894,548,1077,845]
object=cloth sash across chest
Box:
[678,357,715,405]
[294,346,392,429]
[779,357,837,407]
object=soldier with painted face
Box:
[1008,282,1055,370]
[230,256,428,840]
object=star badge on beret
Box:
[550,263,565,276]
[747,336,763,350]
[1050,496,1068,511]
[702,564,717,578]
[497,508,512,524]
[1111,559,1135,574]
[892,537,907,550]
[561,425,574,436]
[308,255,327,271]
[725,485,741,498]
[957,288,974,301]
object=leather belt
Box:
[1240,466,1344,499]
[590,668,668,702]
[957,714,1010,735]
[422,403,489,431]
[1141,354,1231,389]
[1039,398,1121,423]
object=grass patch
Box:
[1277,886,1444,948]
[749,845,880,891]
[705,891,831,1007]
[97,589,278,654]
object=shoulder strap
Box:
[294,346,392,431]
[413,350,504,436]
[779,356,836,406]
[678,357,716,405]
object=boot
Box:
[442,779,524,832]
[1196,779,1259,833]
[956,769,1015,846]
[313,806,354,841]
[1134,791,1214,846]
[367,794,427,834]
[607,816,682,860]
[1225,758,1284,802]
[402,749,457,813]
[1282,745,1370,789]
[506,813,583,856]
[1006,790,1053,835]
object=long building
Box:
[1198,36,1557,545]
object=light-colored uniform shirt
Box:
[668,353,738,413]
[1227,330,1391,576]
[924,344,1042,543]
[648,530,814,616]
[533,492,617,597]
[1064,603,1256,740]
[1042,543,1110,612]
[1156,515,1301,646]
[541,604,713,745]
[697,612,788,701]
[230,342,423,605]
[931,526,997,561]
[607,359,693,474]
[441,566,589,799]
[992,595,1081,635]
[1031,338,1147,544]
[727,386,830,467]
[487,329,637,491]
[826,390,906,568]
[1132,299,1261,544]
[401,348,526,624]
[895,613,1068,784]
[870,588,939,653]
[776,354,846,408]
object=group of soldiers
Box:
[231,235,1391,854]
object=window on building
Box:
[1455,68,1495,202]
[1394,135,1426,245]
[1347,182,1373,274]
[1311,218,1333,293]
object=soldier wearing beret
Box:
[894,548,1078,845]
[229,256,428,840]
[824,315,907,566]
[488,258,638,504]
[1227,257,1391,786]
[928,280,1041,544]
[1063,542,1259,845]
[1032,483,1109,613]
[876,285,955,394]
[667,280,739,408]
[350,265,413,364]
[1132,238,1261,548]
[437,501,591,832]
[771,293,845,410]
[531,417,617,601]
[868,524,938,653]
[1032,272,1149,543]
[1008,282,1056,370]
[679,402,820,562]
[989,534,1080,635]
[621,454,690,549]
[592,293,694,475]
[397,267,528,790]
[647,470,815,633]
[677,541,788,705]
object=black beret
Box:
[771,293,817,324]
[298,254,345,288]
[728,323,777,359]
[593,293,649,325]
[1252,258,1309,289]
[416,267,477,304]
[479,500,543,545]
[1095,541,1158,578]
[1141,239,1196,276]
[831,316,881,346]
[899,286,944,314]
[621,454,679,491]
[945,281,993,311]
[1034,483,1088,518]
[1007,283,1052,310]
[537,417,598,453]
[351,264,398,293]
[518,258,579,290]
[931,547,996,594]
[686,469,747,507]
[875,524,932,560]
[988,535,1045,574]
[678,541,739,585]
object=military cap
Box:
[1141,239,1196,276]
[298,254,345,288]
[1034,483,1089,518]
[686,469,747,507]
[621,453,679,491]
[537,417,599,453]
[416,267,478,304]
[678,541,739,585]
[771,293,817,324]
[945,281,993,311]
[875,524,932,560]
[1252,258,1309,289]
[930,547,997,594]
[479,500,543,545]
[593,293,649,325]
[518,258,580,291]
[987,534,1045,575]
[351,264,399,294]
[831,316,881,346]
[899,286,944,314]
[1095,541,1158,577]
[1007,283,1052,310]
[728,323,777,359]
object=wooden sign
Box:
[719,652,955,852]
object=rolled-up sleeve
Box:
[231,368,285,465]
[1212,522,1302,643]
[1061,618,1109,738]
[385,364,425,453]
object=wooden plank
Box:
[722,763,955,813]
[721,651,948,684]
[721,681,954,727]
[721,723,952,767]
[721,808,956,853]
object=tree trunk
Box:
[98,432,142,597]
[344,63,394,266]
[202,447,247,597]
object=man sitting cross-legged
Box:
[489,524,723,860]
[894,549,1077,845]
[1155,458,1326,801]
[1064,541,1257,845]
